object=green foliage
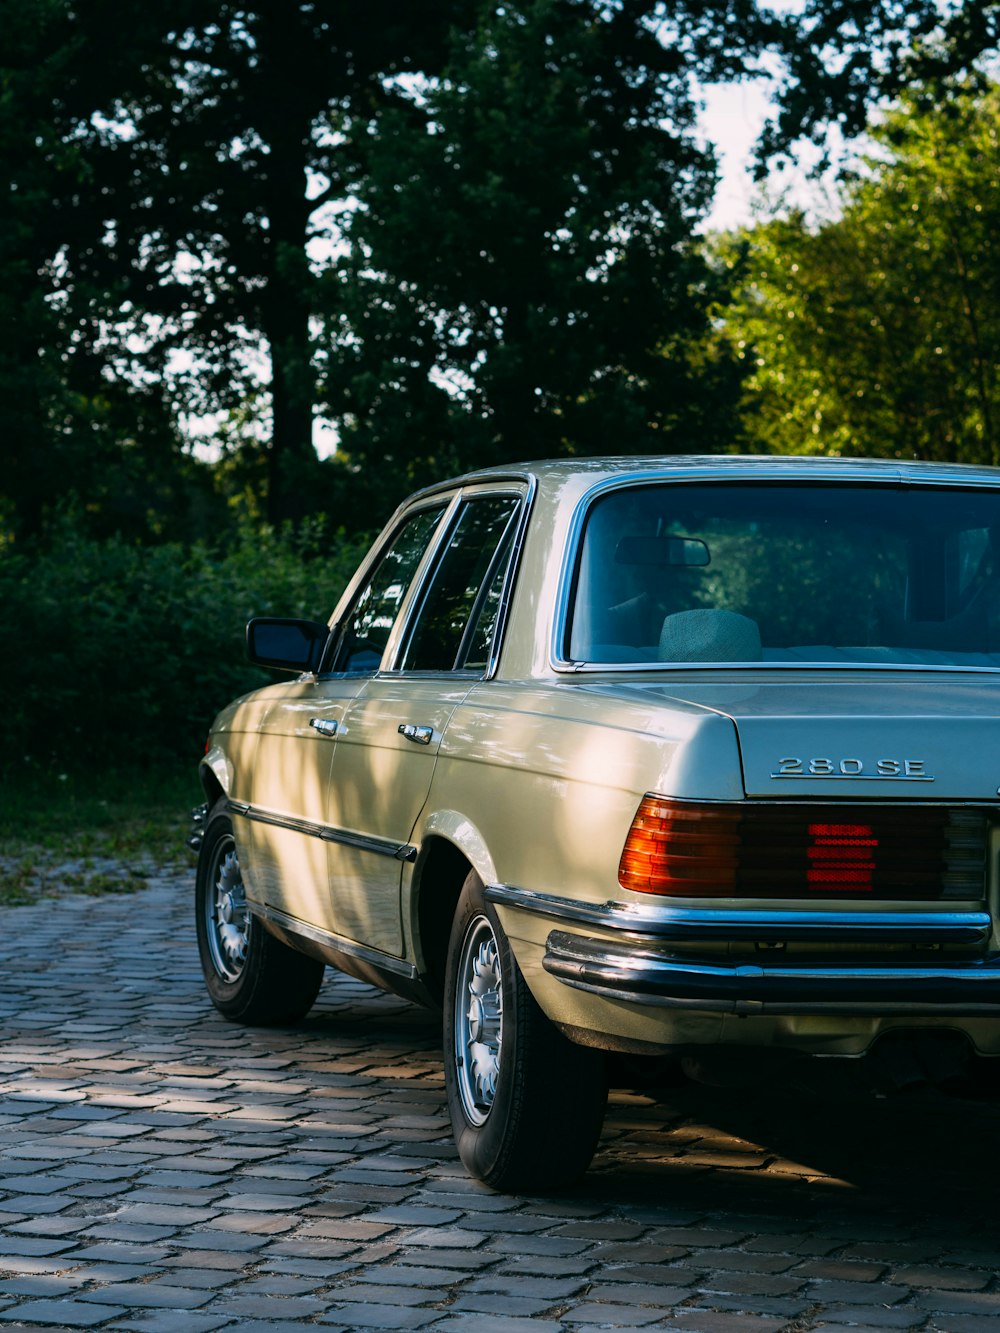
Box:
[0,764,200,905]
[0,1,211,539]
[727,83,1000,464]
[6,0,998,544]
[0,517,371,770]
[321,0,747,508]
[760,0,1000,159]
[0,0,466,537]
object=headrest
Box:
[659,609,762,662]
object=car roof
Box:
[412,454,1000,502]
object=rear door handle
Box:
[309,718,339,738]
[398,723,433,746]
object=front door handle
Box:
[309,717,339,738]
[398,723,433,746]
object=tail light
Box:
[618,796,987,901]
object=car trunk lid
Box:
[627,672,1000,802]
[591,672,997,914]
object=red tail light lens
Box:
[806,822,877,891]
[618,797,986,900]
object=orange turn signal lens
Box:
[618,797,741,896]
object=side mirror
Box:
[247,617,329,673]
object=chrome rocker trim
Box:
[543,931,1000,1017]
[250,901,418,981]
[484,884,992,945]
[229,801,417,863]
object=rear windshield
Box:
[567,482,1000,668]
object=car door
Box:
[243,500,451,935]
[326,487,525,956]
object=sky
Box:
[697,0,847,232]
[699,80,845,232]
[700,80,774,230]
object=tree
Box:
[1,0,464,537]
[320,0,748,506]
[4,0,999,538]
[755,0,999,164]
[727,83,1000,464]
[318,0,1000,513]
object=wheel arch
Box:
[410,811,497,1005]
[199,748,229,808]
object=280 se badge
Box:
[772,757,933,779]
[193,456,1000,1190]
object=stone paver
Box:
[1,870,999,1330]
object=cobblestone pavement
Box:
[1,872,999,1333]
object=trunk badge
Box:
[771,757,934,782]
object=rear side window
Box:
[400,495,520,673]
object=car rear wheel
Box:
[443,870,607,1191]
[195,799,324,1025]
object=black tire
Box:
[195,799,324,1025]
[443,870,607,1191]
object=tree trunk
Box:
[255,3,319,527]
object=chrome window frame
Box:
[550,466,1000,675]
[380,475,535,681]
[319,494,460,678]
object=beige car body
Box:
[200,457,1000,1064]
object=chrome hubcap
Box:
[206,837,249,982]
[454,915,503,1126]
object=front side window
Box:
[400,494,520,673]
[329,504,448,673]
[568,483,1000,668]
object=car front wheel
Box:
[195,799,324,1025]
[443,870,607,1191]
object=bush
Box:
[0,517,371,773]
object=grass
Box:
[0,763,202,907]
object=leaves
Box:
[726,82,1000,464]
[3,0,999,540]
[322,0,746,506]
[0,515,371,766]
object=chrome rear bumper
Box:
[544,930,1000,1016]
[486,884,999,1017]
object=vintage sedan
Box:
[195,456,1000,1189]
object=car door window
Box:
[400,495,520,673]
[328,504,448,673]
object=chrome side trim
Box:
[485,884,992,944]
[543,931,1000,1016]
[250,901,417,980]
[228,801,416,863]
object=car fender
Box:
[418,808,498,887]
[199,744,232,803]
